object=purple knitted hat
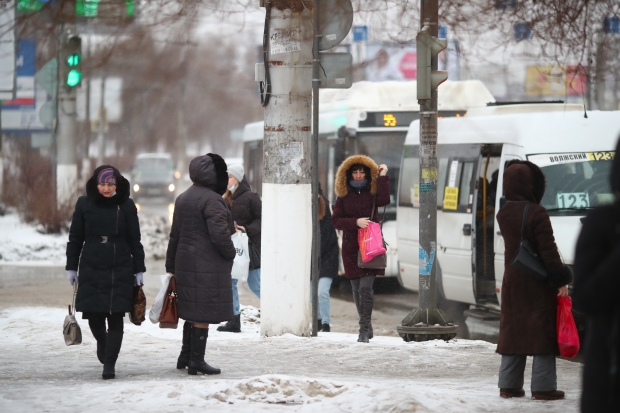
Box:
[97,168,116,185]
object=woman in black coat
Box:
[166,153,236,375]
[317,186,339,332]
[573,139,620,412]
[66,165,146,380]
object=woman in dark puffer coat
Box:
[66,165,146,380]
[495,160,572,400]
[573,138,620,413]
[166,153,236,375]
[331,155,390,343]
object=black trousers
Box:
[87,313,124,332]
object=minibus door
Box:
[436,145,480,305]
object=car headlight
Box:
[133,184,140,192]
[168,184,175,192]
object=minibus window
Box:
[436,158,449,208]
[528,151,615,215]
[459,162,475,206]
[398,146,419,207]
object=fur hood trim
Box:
[334,155,379,197]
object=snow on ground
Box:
[0,209,169,265]
[0,306,582,413]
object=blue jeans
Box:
[232,278,240,315]
[248,268,261,299]
[318,277,333,324]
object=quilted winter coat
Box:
[165,154,236,324]
[495,161,572,355]
[66,165,146,315]
[331,155,390,280]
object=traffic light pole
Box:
[260,0,313,337]
[397,0,457,342]
[56,25,79,209]
[311,0,320,338]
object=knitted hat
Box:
[97,168,116,185]
[227,164,244,183]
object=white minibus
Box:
[397,103,620,313]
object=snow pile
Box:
[0,209,169,265]
[240,304,260,325]
[203,375,347,405]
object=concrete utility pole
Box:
[56,26,79,208]
[96,76,105,165]
[397,0,457,342]
[260,0,313,337]
[310,0,320,337]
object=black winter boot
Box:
[353,288,373,340]
[216,314,241,333]
[357,287,374,343]
[89,325,107,364]
[102,330,123,379]
[188,327,221,375]
[177,321,192,369]
[322,324,331,332]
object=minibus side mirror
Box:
[499,196,506,209]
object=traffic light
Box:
[416,26,448,101]
[61,34,82,89]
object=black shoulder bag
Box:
[510,203,548,282]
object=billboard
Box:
[0,0,16,100]
[525,65,587,96]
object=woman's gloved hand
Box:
[67,270,78,286]
[134,272,144,286]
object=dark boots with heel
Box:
[89,325,107,364]
[177,321,192,369]
[357,287,374,343]
[352,288,373,340]
[102,330,123,380]
[188,327,221,375]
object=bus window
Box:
[399,145,449,208]
[436,157,449,208]
[459,162,475,207]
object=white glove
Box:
[135,272,144,286]
[67,270,78,286]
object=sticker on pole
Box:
[419,246,436,276]
[270,28,301,55]
[443,187,459,210]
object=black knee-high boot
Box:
[102,330,123,379]
[177,321,192,369]
[352,287,373,340]
[188,327,221,375]
[358,287,374,343]
[88,322,107,364]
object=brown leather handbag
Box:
[159,276,178,329]
[129,285,147,326]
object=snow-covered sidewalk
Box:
[0,307,582,412]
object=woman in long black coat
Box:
[573,138,620,412]
[331,155,390,343]
[66,165,146,380]
[166,153,236,375]
[317,186,339,332]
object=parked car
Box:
[131,153,177,202]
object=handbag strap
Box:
[520,203,531,241]
[69,283,78,315]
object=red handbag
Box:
[557,296,580,358]
[159,276,178,329]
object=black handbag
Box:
[357,196,387,270]
[248,237,261,270]
[510,203,548,282]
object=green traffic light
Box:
[67,69,82,87]
[67,54,80,66]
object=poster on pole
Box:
[0,0,16,100]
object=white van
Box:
[397,103,620,312]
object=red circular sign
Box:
[399,52,417,79]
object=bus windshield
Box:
[528,151,615,215]
[349,131,406,218]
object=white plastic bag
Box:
[149,273,174,324]
[231,231,250,282]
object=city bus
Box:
[243,80,495,278]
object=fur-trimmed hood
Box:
[86,165,130,205]
[189,153,228,195]
[334,155,379,197]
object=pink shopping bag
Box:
[358,221,387,263]
[557,296,580,358]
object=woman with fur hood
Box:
[66,165,146,380]
[166,153,236,375]
[495,160,572,401]
[331,155,390,343]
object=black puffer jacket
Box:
[67,165,146,315]
[573,138,620,412]
[319,193,339,279]
[166,154,236,324]
[230,176,262,269]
